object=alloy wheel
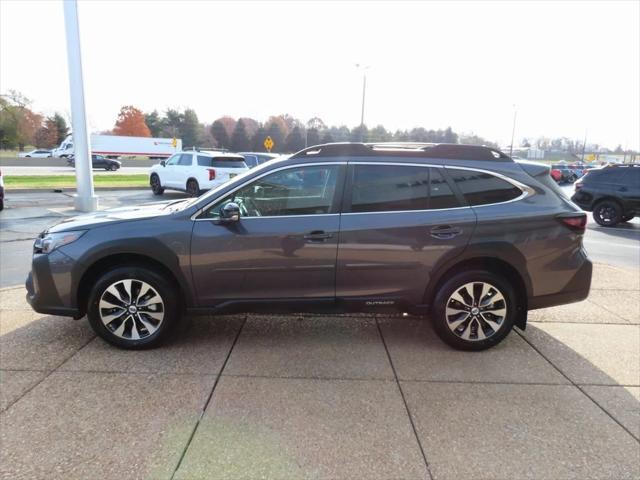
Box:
[445,282,507,341]
[98,279,164,340]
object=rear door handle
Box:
[430,225,463,239]
[304,230,333,242]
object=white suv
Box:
[149,150,248,196]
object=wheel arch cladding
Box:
[425,248,530,330]
[76,249,191,316]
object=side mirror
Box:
[160,160,166,167]
[219,202,240,223]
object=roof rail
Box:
[191,146,230,153]
[290,142,512,162]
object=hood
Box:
[47,201,178,233]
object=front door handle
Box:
[430,225,463,239]
[304,230,333,242]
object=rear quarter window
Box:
[197,156,247,168]
[447,168,522,206]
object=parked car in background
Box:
[67,154,121,171]
[27,142,591,351]
[149,150,249,196]
[18,149,52,158]
[572,164,640,227]
[0,168,4,211]
[237,152,280,168]
[550,165,578,184]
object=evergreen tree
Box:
[306,128,321,147]
[321,132,334,144]
[285,126,305,152]
[251,126,267,151]
[144,110,162,137]
[179,109,201,148]
[210,120,230,149]
[231,119,251,152]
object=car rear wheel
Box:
[593,200,622,227]
[87,266,179,349]
[109,164,118,171]
[150,174,164,195]
[432,270,516,351]
[186,179,200,197]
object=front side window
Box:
[348,165,459,213]
[166,154,181,166]
[447,168,522,206]
[204,164,340,218]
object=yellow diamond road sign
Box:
[264,136,274,152]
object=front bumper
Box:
[528,258,593,310]
[25,250,82,318]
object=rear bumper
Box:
[528,258,593,310]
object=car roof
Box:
[188,150,244,158]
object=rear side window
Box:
[197,155,247,168]
[349,165,459,213]
[448,168,522,206]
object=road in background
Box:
[1,187,637,288]
[0,156,157,168]
[2,166,148,175]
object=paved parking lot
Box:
[1,262,639,479]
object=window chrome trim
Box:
[191,161,347,221]
[191,161,534,220]
[443,165,534,208]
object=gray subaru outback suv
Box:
[26,143,592,350]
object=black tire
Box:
[621,215,634,222]
[150,174,164,195]
[593,200,622,227]
[0,199,4,211]
[86,266,179,349]
[186,179,200,197]
[431,270,517,351]
[109,164,119,171]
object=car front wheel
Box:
[86,266,179,349]
[593,200,622,227]
[432,270,516,351]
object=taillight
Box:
[557,214,587,233]
[207,168,216,181]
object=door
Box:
[161,153,183,188]
[336,163,476,305]
[92,155,106,168]
[190,163,346,304]
[174,153,195,190]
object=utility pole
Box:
[509,105,517,157]
[63,0,97,212]
[356,64,369,142]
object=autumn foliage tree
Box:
[113,106,151,137]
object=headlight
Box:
[34,230,85,254]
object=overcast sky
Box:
[1,0,639,149]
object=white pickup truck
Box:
[52,134,182,159]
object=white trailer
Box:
[52,134,182,159]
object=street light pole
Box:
[356,64,369,142]
[63,0,97,212]
[509,105,517,157]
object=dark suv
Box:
[571,164,639,227]
[26,143,592,351]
